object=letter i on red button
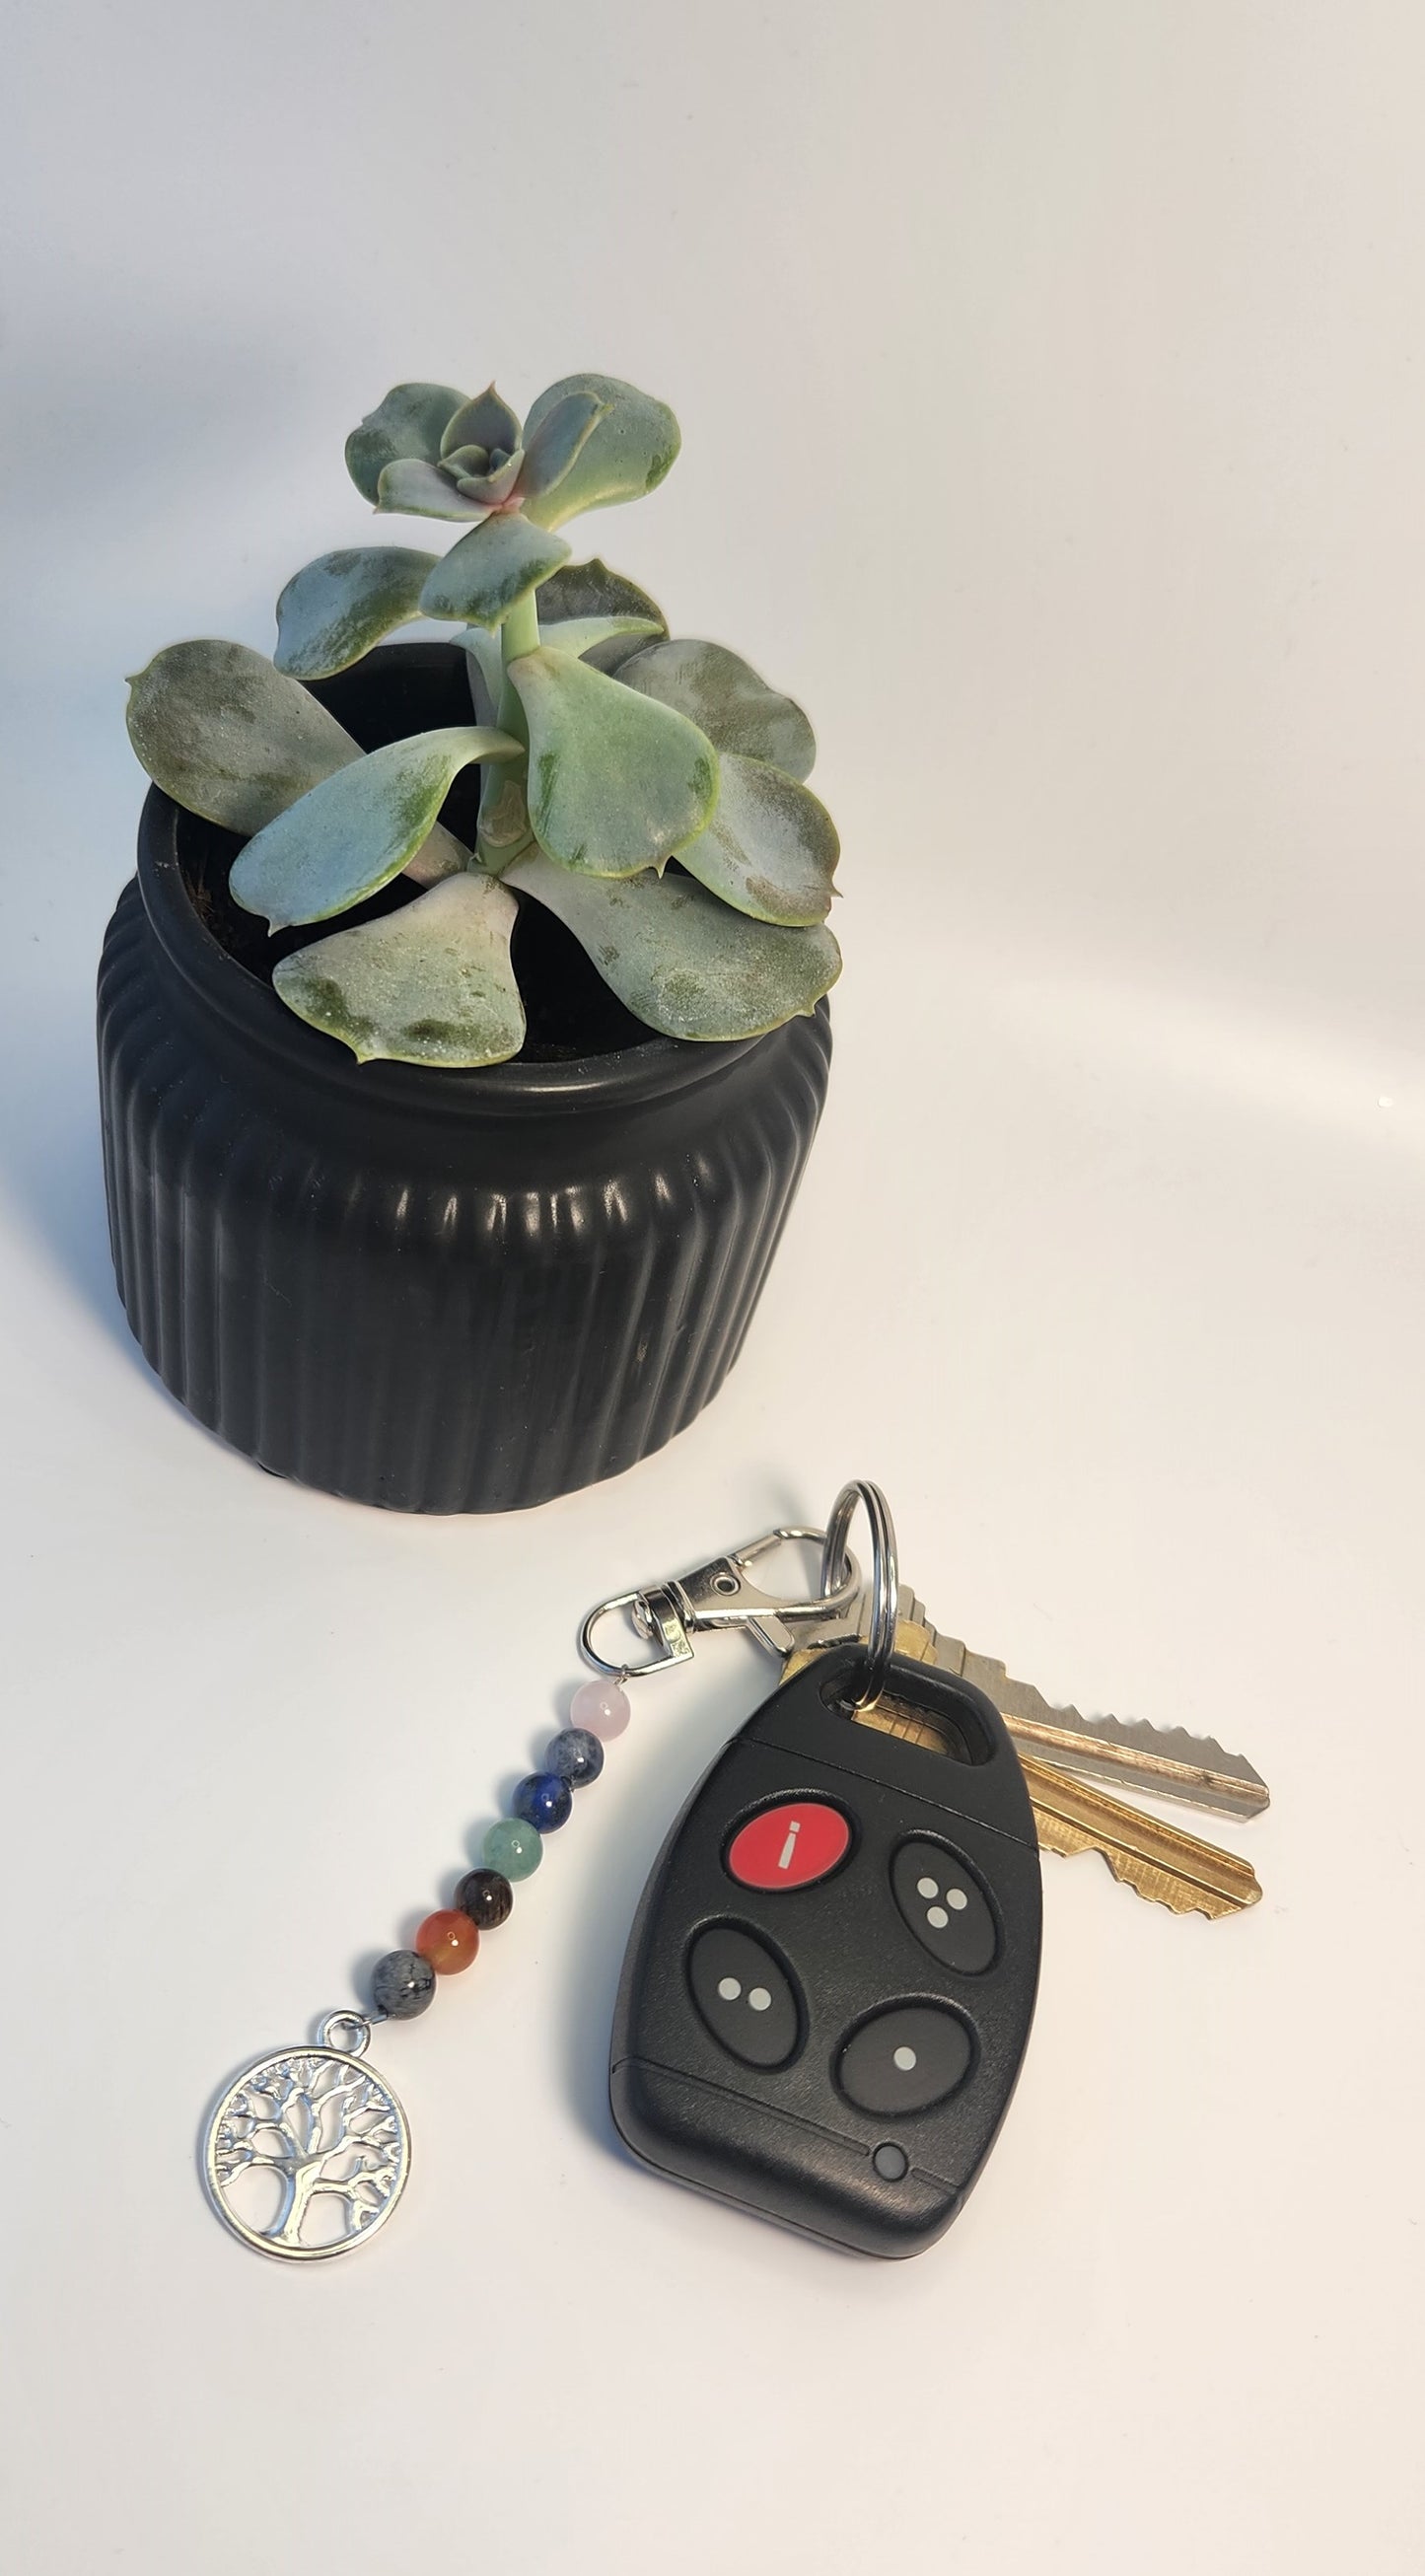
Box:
[726,1801,851,1891]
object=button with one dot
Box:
[838,2005,972,2115]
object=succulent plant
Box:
[126,373,841,1068]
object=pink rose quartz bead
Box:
[571,1677,631,1741]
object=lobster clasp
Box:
[578,1526,862,1683]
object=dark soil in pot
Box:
[97,645,832,1512]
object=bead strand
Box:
[367,1677,631,2021]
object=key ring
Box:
[819,1480,899,1710]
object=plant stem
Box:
[498,589,539,733]
[479,581,539,878]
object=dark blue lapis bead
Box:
[545,1727,606,1789]
[512,1770,573,1833]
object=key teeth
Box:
[1067,1708,1269,1793]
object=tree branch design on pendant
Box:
[203,2018,410,2261]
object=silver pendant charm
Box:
[203,2012,410,2261]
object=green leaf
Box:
[509,646,717,875]
[442,447,524,505]
[617,638,816,780]
[346,382,465,505]
[126,636,468,886]
[519,375,680,530]
[439,385,522,461]
[505,851,840,1040]
[230,723,522,929]
[374,458,491,522]
[126,639,360,834]
[515,390,607,510]
[540,614,662,660]
[677,753,838,924]
[273,547,440,680]
[476,764,537,873]
[419,516,570,627]
[536,557,666,630]
[457,626,503,723]
[272,873,525,1067]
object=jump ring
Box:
[819,1480,899,1709]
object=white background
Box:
[2,5,1422,2569]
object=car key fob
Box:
[609,1639,1042,2257]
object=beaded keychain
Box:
[202,1489,879,2265]
[202,1674,633,2261]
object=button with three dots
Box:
[892,1838,998,1973]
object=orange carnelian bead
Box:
[414,1908,480,1974]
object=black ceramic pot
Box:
[96,647,831,1512]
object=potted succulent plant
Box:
[99,372,839,1512]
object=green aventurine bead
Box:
[483,1817,543,1881]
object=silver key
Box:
[758,1586,1269,1820]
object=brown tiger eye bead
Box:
[415,1908,480,1974]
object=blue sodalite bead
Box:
[545,1727,606,1788]
[512,1770,573,1833]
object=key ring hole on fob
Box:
[819,1480,898,1713]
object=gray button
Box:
[872,2142,909,2181]
[837,2005,972,2115]
[688,1925,799,2069]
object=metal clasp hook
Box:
[578,1527,863,1682]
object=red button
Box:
[726,1801,851,1891]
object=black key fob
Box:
[609,1640,1041,2257]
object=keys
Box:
[765,1584,1268,1917]
[1016,1752,1260,1918]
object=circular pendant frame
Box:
[203,2029,410,2261]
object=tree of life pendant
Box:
[203,2012,410,2261]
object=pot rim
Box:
[135,785,771,1122]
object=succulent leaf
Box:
[518,376,680,530]
[272,872,525,1068]
[540,614,662,660]
[439,386,523,462]
[419,516,571,628]
[505,851,841,1040]
[443,448,525,506]
[617,638,816,780]
[535,557,668,671]
[273,547,440,680]
[677,753,838,924]
[375,457,494,522]
[126,639,360,833]
[126,637,468,886]
[476,764,537,873]
[509,646,717,876]
[346,382,467,505]
[230,724,521,929]
[515,391,608,511]
[457,626,503,723]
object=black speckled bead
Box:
[454,1867,514,1930]
[371,1948,437,2019]
[546,1726,606,1788]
